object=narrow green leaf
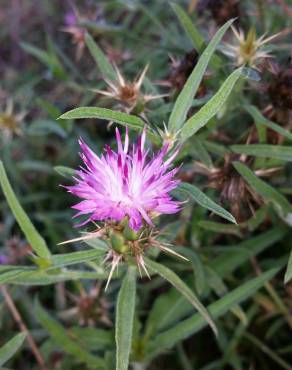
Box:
[8,269,107,286]
[0,333,27,367]
[51,249,104,269]
[0,269,34,286]
[174,247,206,295]
[59,107,144,131]
[179,68,242,142]
[54,165,75,179]
[171,3,204,50]
[231,144,292,162]
[168,19,234,133]
[27,119,67,138]
[0,161,51,261]
[191,137,213,168]
[35,301,105,368]
[210,228,286,277]
[147,268,278,358]
[144,290,192,340]
[20,41,65,80]
[245,105,292,141]
[145,258,217,336]
[85,33,116,80]
[177,182,237,224]
[70,327,113,350]
[198,220,243,237]
[233,162,292,215]
[116,266,136,370]
[284,249,292,284]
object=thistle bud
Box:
[110,231,129,254]
[123,223,140,241]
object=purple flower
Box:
[0,254,8,265]
[66,128,181,231]
[64,10,77,27]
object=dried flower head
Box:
[62,6,98,60]
[263,58,292,128]
[223,26,281,68]
[0,100,25,139]
[193,154,271,222]
[95,65,166,114]
[168,50,199,91]
[268,58,292,110]
[61,283,111,327]
[197,0,241,25]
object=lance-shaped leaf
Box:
[171,2,204,51]
[35,301,105,368]
[177,182,237,224]
[233,162,292,215]
[51,249,104,269]
[0,332,27,367]
[245,105,292,141]
[146,268,278,359]
[85,32,116,81]
[59,107,144,131]
[284,249,292,284]
[145,258,218,336]
[0,161,51,261]
[168,19,234,133]
[115,266,136,370]
[231,144,292,162]
[179,68,242,142]
[54,165,75,179]
[210,227,286,278]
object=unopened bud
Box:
[123,224,140,241]
[110,231,129,254]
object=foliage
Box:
[0,1,291,369]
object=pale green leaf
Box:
[177,182,237,223]
[144,289,192,340]
[174,246,206,295]
[231,144,292,162]
[145,258,217,336]
[85,33,116,80]
[8,269,107,286]
[210,228,286,277]
[171,3,204,50]
[179,68,242,142]
[54,165,75,179]
[35,301,105,368]
[51,249,104,269]
[233,162,292,215]
[0,333,27,367]
[245,105,292,141]
[284,249,292,284]
[59,107,144,131]
[115,266,136,370]
[168,19,234,132]
[0,161,51,261]
[147,268,278,359]
[198,220,243,237]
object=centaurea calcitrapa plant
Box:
[1,2,292,369]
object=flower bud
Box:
[110,231,129,254]
[123,224,140,241]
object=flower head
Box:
[0,99,25,139]
[61,6,98,60]
[223,26,281,68]
[65,128,181,231]
[95,65,166,114]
